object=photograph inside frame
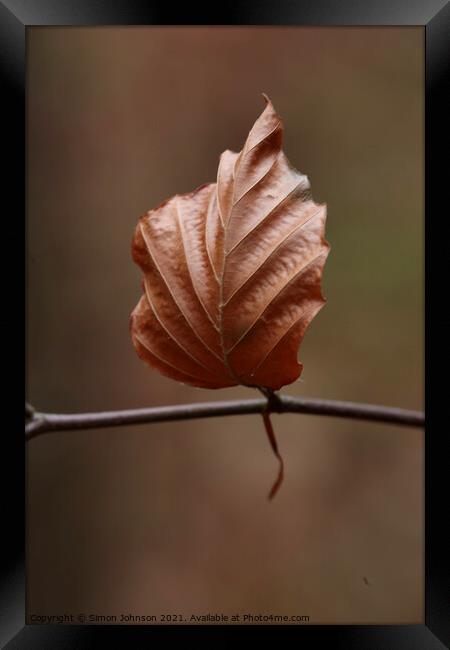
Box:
[26,25,423,626]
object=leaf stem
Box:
[262,409,285,500]
[259,388,285,500]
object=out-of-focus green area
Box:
[27,27,423,623]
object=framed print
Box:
[3,0,449,648]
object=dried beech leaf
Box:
[131,96,330,392]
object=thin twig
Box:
[25,403,35,420]
[25,395,424,442]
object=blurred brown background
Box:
[27,27,423,624]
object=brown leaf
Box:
[131,96,330,392]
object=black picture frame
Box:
[5,0,449,647]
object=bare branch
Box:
[25,395,424,442]
[25,402,35,420]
